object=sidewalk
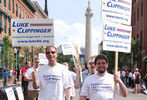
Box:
[0,79,21,88]
[1,80,146,100]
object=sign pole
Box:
[114,51,118,90]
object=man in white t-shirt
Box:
[24,58,40,100]
[80,54,128,100]
[63,62,76,100]
[32,46,73,100]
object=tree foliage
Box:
[2,36,13,68]
[57,53,74,70]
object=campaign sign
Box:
[5,87,16,100]
[11,19,54,46]
[39,53,48,65]
[103,22,132,53]
[102,0,132,25]
[16,86,24,100]
[61,43,75,55]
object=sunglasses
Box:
[46,51,56,54]
[35,61,39,63]
[89,62,95,65]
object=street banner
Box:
[39,53,48,65]
[11,19,54,46]
[102,0,132,25]
[5,87,16,100]
[103,22,132,53]
[16,86,24,100]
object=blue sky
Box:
[32,0,103,55]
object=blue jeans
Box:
[121,77,126,85]
[3,77,8,86]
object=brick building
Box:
[132,0,147,75]
[0,0,48,78]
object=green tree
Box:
[131,38,140,66]
[57,53,74,69]
[2,36,14,68]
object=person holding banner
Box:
[24,58,40,100]
[74,56,96,100]
[75,56,96,87]
[80,54,127,100]
[32,46,73,100]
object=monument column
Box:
[85,0,93,61]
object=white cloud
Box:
[54,19,102,55]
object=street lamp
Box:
[14,48,17,70]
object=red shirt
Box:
[21,67,28,81]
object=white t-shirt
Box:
[69,71,76,97]
[37,63,73,100]
[25,66,39,90]
[80,73,119,100]
[121,71,126,77]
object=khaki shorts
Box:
[28,90,39,100]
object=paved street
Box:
[0,80,146,100]
[73,88,147,100]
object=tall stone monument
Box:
[85,0,93,61]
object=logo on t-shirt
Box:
[91,83,112,92]
[43,75,61,83]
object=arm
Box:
[23,69,33,82]
[79,96,87,100]
[65,87,70,100]
[114,74,128,97]
[74,66,82,89]
[32,69,39,89]
[24,76,33,81]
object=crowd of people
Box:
[118,68,147,94]
[1,46,147,100]
[2,67,20,86]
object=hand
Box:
[74,66,82,73]
[32,69,37,80]
[114,74,121,83]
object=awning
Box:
[142,56,147,63]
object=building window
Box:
[12,0,14,14]
[22,10,24,19]
[4,16,7,34]
[134,13,136,25]
[25,13,27,19]
[140,31,143,51]
[16,4,18,17]
[8,18,11,35]
[141,2,143,17]
[19,7,21,18]
[4,0,6,7]
[0,14,2,34]
[9,0,11,11]
[137,8,139,21]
